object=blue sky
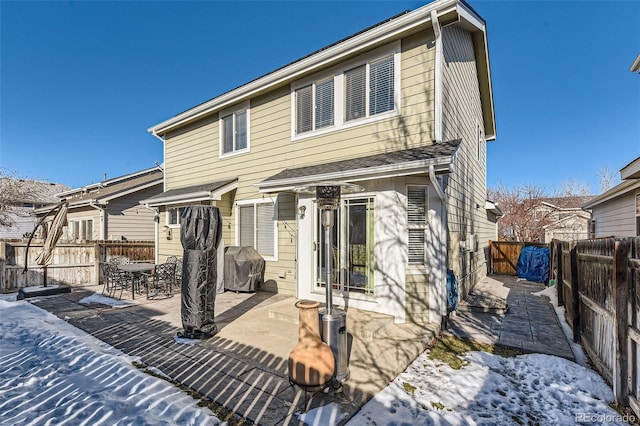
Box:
[1,0,639,193]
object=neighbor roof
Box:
[34,167,163,213]
[257,140,460,191]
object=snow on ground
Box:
[347,349,629,425]
[0,299,223,425]
[78,292,137,309]
[347,283,633,426]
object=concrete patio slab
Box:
[30,285,439,425]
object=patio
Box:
[31,285,439,425]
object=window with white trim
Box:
[407,186,428,265]
[296,78,334,134]
[292,43,399,138]
[238,201,276,258]
[346,55,394,121]
[167,207,185,227]
[69,219,94,241]
[220,104,249,156]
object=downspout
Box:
[431,10,443,143]
[142,204,160,264]
[89,201,106,240]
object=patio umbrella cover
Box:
[179,205,222,339]
[35,203,68,267]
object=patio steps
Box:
[267,301,396,342]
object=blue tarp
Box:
[516,246,550,283]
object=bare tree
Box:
[488,183,550,242]
[597,165,618,193]
[0,169,46,229]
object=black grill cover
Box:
[179,206,222,339]
[224,246,265,292]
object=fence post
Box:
[555,241,564,306]
[488,240,493,275]
[0,241,5,293]
[570,242,580,343]
[613,239,631,406]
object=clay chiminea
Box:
[288,300,335,391]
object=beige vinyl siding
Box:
[158,30,439,296]
[63,207,101,241]
[441,24,491,297]
[591,192,636,237]
[106,184,162,241]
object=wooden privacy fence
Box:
[551,237,639,414]
[0,240,154,293]
[488,241,549,276]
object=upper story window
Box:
[220,102,250,157]
[292,42,400,140]
[296,78,334,134]
[345,55,394,122]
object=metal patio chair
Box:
[144,262,176,299]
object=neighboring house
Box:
[583,156,640,238]
[35,166,164,242]
[144,0,496,326]
[0,179,69,239]
[537,198,592,243]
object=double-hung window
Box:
[345,55,395,122]
[295,78,334,134]
[407,186,428,265]
[220,103,249,156]
[238,201,276,258]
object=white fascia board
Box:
[142,180,238,207]
[96,179,163,203]
[256,158,452,192]
[144,192,213,207]
[148,0,459,135]
[582,179,640,209]
[621,156,640,180]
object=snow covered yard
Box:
[346,337,631,425]
[346,284,635,426]
[0,296,223,425]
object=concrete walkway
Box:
[31,286,438,425]
[445,275,575,360]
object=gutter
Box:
[256,158,454,192]
[142,204,160,264]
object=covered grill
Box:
[224,246,265,292]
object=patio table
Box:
[118,262,155,300]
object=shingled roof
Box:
[258,140,460,190]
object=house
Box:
[583,156,640,238]
[0,179,69,239]
[539,198,592,243]
[35,166,164,242]
[144,0,496,326]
